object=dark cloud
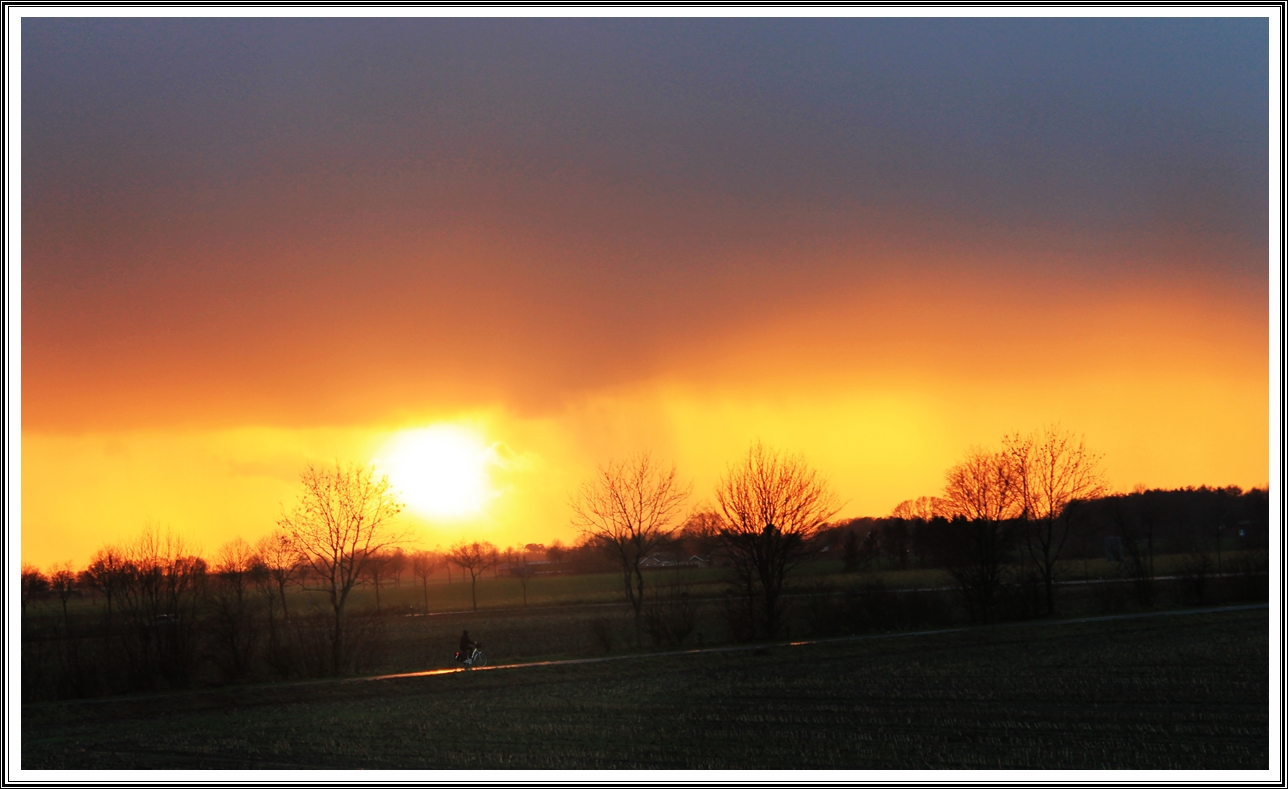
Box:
[21,17,1269,429]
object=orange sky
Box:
[20,259,1269,568]
[16,17,1275,569]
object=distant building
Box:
[639,554,710,569]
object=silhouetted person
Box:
[458,630,478,662]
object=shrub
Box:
[644,589,696,647]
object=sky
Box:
[15,14,1275,569]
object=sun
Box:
[375,425,495,520]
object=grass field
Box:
[22,607,1268,770]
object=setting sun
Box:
[375,425,496,520]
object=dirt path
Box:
[36,601,1266,708]
[358,601,1270,681]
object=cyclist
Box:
[458,630,478,664]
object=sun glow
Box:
[375,425,496,520]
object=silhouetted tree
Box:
[513,551,535,606]
[116,526,207,689]
[211,537,259,681]
[253,532,298,621]
[49,563,78,635]
[546,540,566,568]
[82,546,127,627]
[410,550,435,613]
[21,564,48,618]
[278,462,406,675]
[362,549,390,613]
[387,547,408,588]
[571,451,691,638]
[714,442,840,639]
[448,540,498,612]
[1009,426,1106,615]
[941,446,1023,622]
[678,510,724,564]
[891,496,947,521]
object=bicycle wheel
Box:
[473,651,487,667]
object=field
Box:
[22,550,1268,706]
[22,607,1268,771]
[246,552,1254,614]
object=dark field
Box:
[23,607,1268,771]
[23,554,1268,707]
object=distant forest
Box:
[816,485,1269,571]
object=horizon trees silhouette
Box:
[21,436,1266,697]
[20,462,1268,702]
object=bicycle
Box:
[454,645,487,668]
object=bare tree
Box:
[714,442,840,640]
[21,564,49,618]
[890,496,948,521]
[215,538,256,600]
[435,545,453,583]
[277,462,406,675]
[678,510,724,563]
[941,446,1023,622]
[387,548,408,588]
[211,537,259,681]
[116,526,208,688]
[546,540,566,569]
[513,550,535,607]
[1009,427,1107,615]
[49,562,78,635]
[448,541,497,612]
[363,549,390,613]
[253,532,298,621]
[571,451,691,637]
[410,550,435,613]
[82,545,127,627]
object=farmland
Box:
[22,607,1268,770]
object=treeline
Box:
[814,484,1268,620]
[19,532,623,696]
[19,456,626,703]
[21,433,1269,701]
[20,528,395,702]
[822,485,1269,570]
